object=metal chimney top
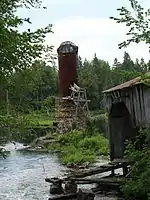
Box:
[57,41,78,54]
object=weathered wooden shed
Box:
[103,73,150,161]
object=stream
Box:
[0,143,66,200]
[0,143,119,200]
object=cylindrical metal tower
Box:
[57,41,78,97]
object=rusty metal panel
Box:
[57,41,78,97]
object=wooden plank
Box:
[133,88,139,126]
[135,86,141,125]
[139,85,145,125]
[143,88,150,125]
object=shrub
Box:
[122,128,150,200]
[49,129,109,165]
[86,113,108,137]
[60,145,95,165]
[79,135,108,155]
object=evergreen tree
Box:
[140,58,148,72]
[121,52,135,71]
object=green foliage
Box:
[60,145,95,165]
[0,0,55,117]
[79,135,108,155]
[0,0,53,76]
[0,0,149,147]
[24,111,54,126]
[122,129,150,199]
[48,130,108,165]
[139,73,150,85]
[58,130,85,145]
[78,55,111,109]
[110,0,150,49]
[87,113,108,136]
[8,61,58,113]
[77,52,148,110]
[0,114,34,142]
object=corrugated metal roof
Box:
[103,77,142,93]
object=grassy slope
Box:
[47,129,109,165]
[24,111,54,126]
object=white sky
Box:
[19,0,150,65]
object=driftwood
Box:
[45,178,78,195]
[68,162,127,178]
[45,178,62,184]
[45,174,124,185]
[46,162,127,199]
[48,193,77,200]
[64,180,77,194]
[45,178,64,195]
[48,189,95,200]
[70,176,124,185]
[77,189,95,200]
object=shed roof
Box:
[103,73,150,93]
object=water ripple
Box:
[0,143,66,200]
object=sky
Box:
[18,0,150,65]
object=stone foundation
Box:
[55,98,87,133]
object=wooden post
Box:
[110,169,115,176]
[123,164,128,176]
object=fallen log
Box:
[68,162,127,178]
[70,176,124,185]
[45,174,124,185]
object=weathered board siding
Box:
[104,83,150,160]
[104,84,150,128]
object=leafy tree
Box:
[0,0,53,76]
[110,0,150,50]
[0,0,54,113]
[78,55,112,109]
[8,60,58,112]
[78,58,99,109]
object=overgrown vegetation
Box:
[47,129,108,165]
[0,0,55,142]
[0,110,54,144]
[121,129,150,199]
[0,0,150,198]
[111,1,150,199]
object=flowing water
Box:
[0,143,119,200]
[0,143,66,200]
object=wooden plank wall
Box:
[104,84,150,127]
